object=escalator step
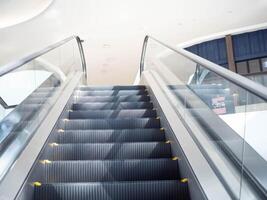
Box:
[48,142,171,160]
[56,129,165,143]
[34,87,55,93]
[23,98,48,104]
[72,102,153,110]
[29,92,53,98]
[77,85,146,90]
[16,104,42,112]
[74,95,150,103]
[43,159,179,182]
[59,118,160,130]
[74,90,147,96]
[34,180,189,200]
[17,85,191,200]
[68,109,157,119]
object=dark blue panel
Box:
[205,41,219,62]
[186,45,198,55]
[186,28,267,67]
[217,38,227,64]
[232,33,250,61]
[262,29,267,50]
[232,29,267,61]
[249,31,263,54]
[185,38,227,66]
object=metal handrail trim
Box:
[0,36,87,81]
[140,35,267,101]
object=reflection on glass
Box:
[143,37,267,199]
[0,38,84,181]
[261,58,267,71]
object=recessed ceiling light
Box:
[103,44,111,48]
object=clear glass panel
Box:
[246,73,267,89]
[143,38,267,199]
[0,38,84,180]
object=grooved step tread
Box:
[43,159,179,182]
[34,180,190,200]
[47,142,171,160]
[59,118,160,130]
[21,86,191,200]
[73,95,150,103]
[72,102,153,110]
[68,109,157,119]
[56,129,165,143]
[74,90,148,96]
[77,85,146,90]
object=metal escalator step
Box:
[43,159,179,182]
[74,90,147,96]
[28,92,53,98]
[16,104,42,112]
[68,109,157,119]
[59,118,160,130]
[34,180,189,200]
[74,95,150,103]
[72,102,153,110]
[77,85,146,90]
[35,87,55,92]
[56,129,165,143]
[23,97,54,104]
[17,85,191,200]
[49,142,171,160]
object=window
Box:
[235,57,267,75]
[248,59,261,73]
[236,61,248,74]
[261,58,267,71]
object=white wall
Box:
[0,0,267,85]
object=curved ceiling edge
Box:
[178,22,267,48]
[0,0,54,29]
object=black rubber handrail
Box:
[0,36,87,80]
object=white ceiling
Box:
[0,0,53,29]
[0,0,267,85]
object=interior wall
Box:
[0,0,267,85]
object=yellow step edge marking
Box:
[58,129,65,133]
[172,157,180,161]
[49,143,59,147]
[40,160,52,164]
[160,128,165,131]
[156,117,160,120]
[33,182,42,187]
[165,140,171,144]
[181,178,188,183]
[63,118,69,122]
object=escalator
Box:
[17,85,190,200]
[1,35,267,200]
